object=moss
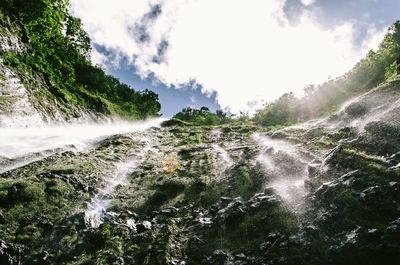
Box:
[0,178,45,207]
[0,96,20,109]
[1,116,399,264]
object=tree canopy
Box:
[165,107,231,126]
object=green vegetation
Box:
[0,0,160,119]
[254,92,300,126]
[163,107,232,126]
[254,21,400,127]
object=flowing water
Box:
[326,85,400,131]
[210,129,234,178]
[0,119,167,232]
[212,143,234,178]
[0,118,165,227]
[252,133,314,211]
[351,97,400,131]
[84,136,153,228]
[0,118,164,173]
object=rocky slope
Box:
[0,57,110,127]
[1,2,399,264]
[0,4,160,128]
[0,79,399,264]
[0,14,109,127]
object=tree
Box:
[172,107,231,126]
[254,92,300,126]
[200,106,210,113]
[65,15,91,58]
[136,89,161,118]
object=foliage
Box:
[384,61,398,81]
[166,107,232,126]
[0,0,160,119]
[254,92,300,126]
[254,21,400,127]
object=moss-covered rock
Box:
[0,120,399,264]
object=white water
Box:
[351,97,400,131]
[279,84,400,138]
[0,148,65,174]
[324,84,400,132]
[325,96,400,132]
[212,143,234,176]
[0,118,164,160]
[84,136,152,228]
[210,129,234,178]
[252,133,312,210]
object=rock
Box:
[248,193,280,208]
[389,152,400,166]
[386,218,400,233]
[198,217,213,226]
[168,260,186,265]
[220,196,232,204]
[208,250,231,264]
[360,185,382,202]
[390,152,400,160]
[126,219,136,231]
[307,162,321,178]
[365,121,400,139]
[33,250,52,263]
[345,102,368,117]
[1,101,400,265]
[344,227,361,245]
[84,209,103,229]
[0,239,8,255]
[337,170,359,185]
[161,207,179,216]
[390,163,400,170]
[0,34,25,53]
[314,181,339,197]
[303,225,319,237]
[136,221,152,233]
[320,145,343,171]
[218,198,244,215]
[0,239,15,265]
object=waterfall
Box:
[252,133,314,211]
[0,118,164,173]
[84,136,152,228]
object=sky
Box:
[70,0,400,117]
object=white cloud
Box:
[90,46,108,67]
[71,0,385,114]
[301,0,316,6]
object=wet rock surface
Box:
[0,120,399,264]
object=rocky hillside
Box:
[0,77,399,264]
[0,1,160,127]
[0,48,107,127]
[0,1,399,264]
